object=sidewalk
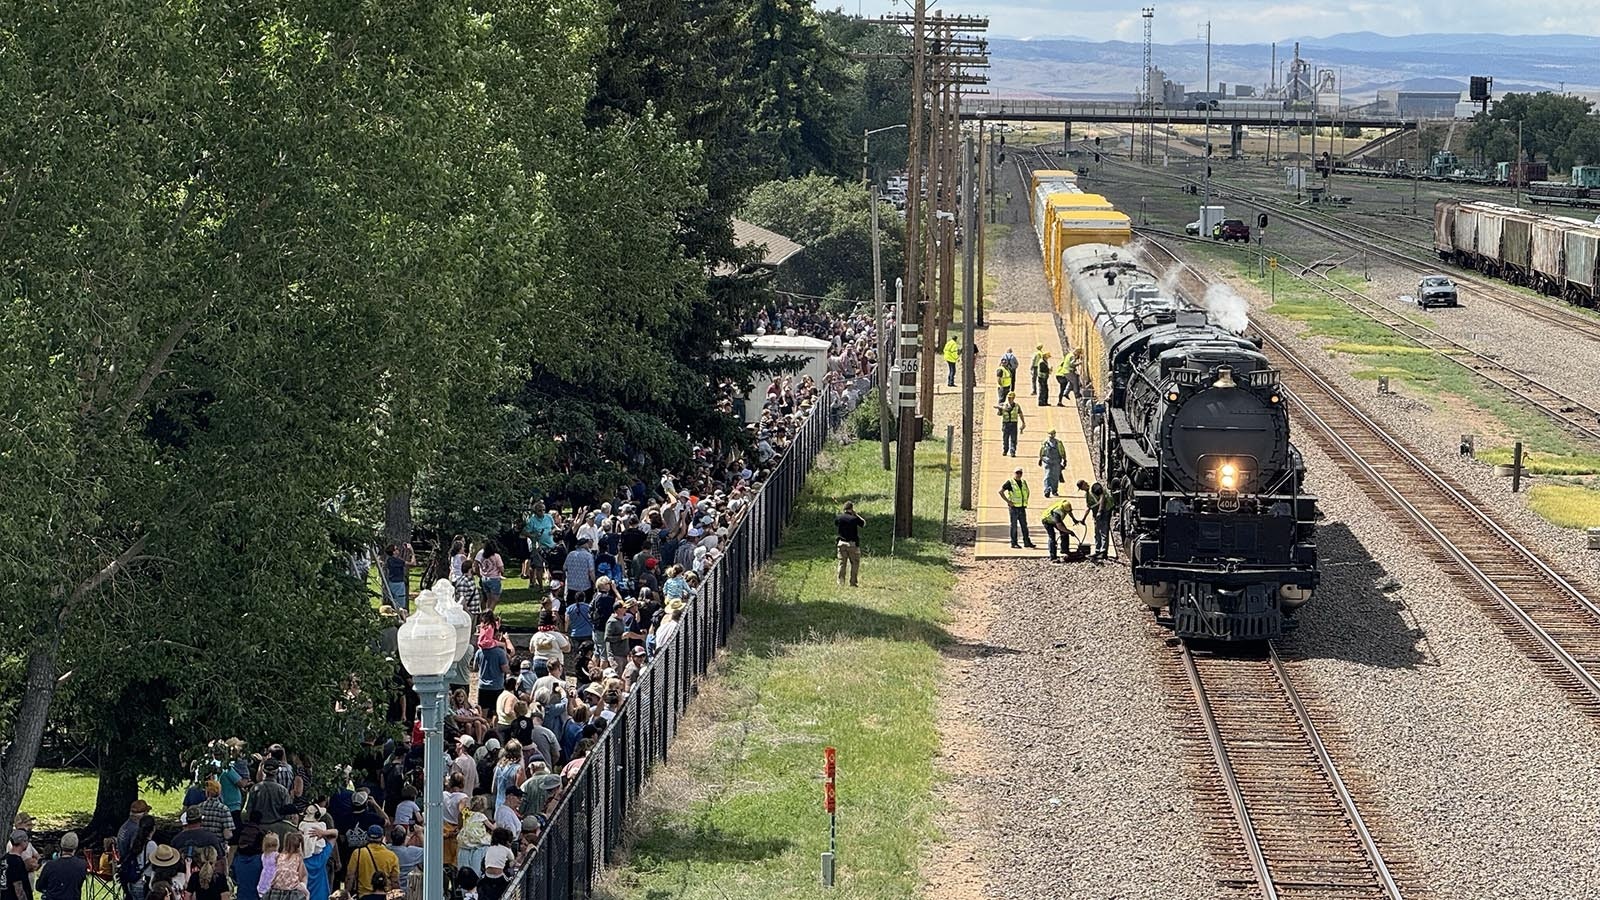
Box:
[974,312,1097,559]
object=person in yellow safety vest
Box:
[1053,354,1073,406]
[999,467,1037,550]
[1064,349,1082,401]
[1076,478,1117,560]
[1040,497,1085,562]
[1038,428,1067,497]
[1034,350,1052,407]
[996,392,1026,457]
[943,337,960,388]
[1028,343,1045,396]
[995,361,1014,403]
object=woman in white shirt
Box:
[478,828,517,900]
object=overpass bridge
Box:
[960,98,1414,131]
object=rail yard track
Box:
[1173,640,1411,899]
[1087,149,1600,342]
[1135,225,1600,445]
[1146,238,1600,720]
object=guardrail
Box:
[960,99,1412,128]
[503,389,833,900]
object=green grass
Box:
[22,769,186,829]
[602,435,958,899]
[369,569,545,630]
[1477,448,1600,476]
[1527,484,1600,529]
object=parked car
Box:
[1416,275,1459,308]
[1185,219,1201,235]
[1212,219,1250,242]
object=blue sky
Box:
[822,1,1600,44]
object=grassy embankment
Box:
[951,222,1012,311]
[22,770,185,829]
[599,434,958,899]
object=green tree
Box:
[0,0,525,827]
[743,0,850,179]
[819,12,913,180]
[1467,92,1598,169]
[742,175,904,304]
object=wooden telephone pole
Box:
[864,3,988,539]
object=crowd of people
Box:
[5,304,875,900]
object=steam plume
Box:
[1204,283,1250,333]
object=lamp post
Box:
[398,584,469,900]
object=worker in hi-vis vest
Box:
[999,467,1037,550]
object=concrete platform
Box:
[975,312,1099,560]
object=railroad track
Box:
[1134,225,1600,446]
[1088,148,1600,343]
[1145,237,1600,720]
[1175,641,1409,899]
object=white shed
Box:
[733,334,832,423]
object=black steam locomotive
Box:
[1060,245,1319,640]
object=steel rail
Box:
[1268,645,1407,900]
[1090,149,1600,341]
[1180,644,1281,900]
[1134,225,1600,446]
[1146,238,1600,708]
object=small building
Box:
[1376,90,1462,119]
[732,334,833,424]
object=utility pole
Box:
[871,184,889,470]
[918,11,942,426]
[976,119,988,328]
[865,124,905,472]
[1141,7,1154,166]
[960,135,977,510]
[895,0,927,539]
[1516,119,1524,208]
[861,3,990,539]
[1202,21,1212,207]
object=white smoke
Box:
[1204,283,1250,333]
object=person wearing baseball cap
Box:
[114,800,151,893]
[36,832,86,900]
[344,825,399,896]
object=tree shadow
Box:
[629,825,791,866]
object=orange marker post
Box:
[822,746,837,886]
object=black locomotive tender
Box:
[1062,245,1319,640]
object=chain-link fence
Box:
[505,391,832,900]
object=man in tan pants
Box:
[835,501,865,587]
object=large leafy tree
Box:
[1467,92,1599,170]
[0,0,529,828]
[742,175,904,305]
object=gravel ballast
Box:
[928,166,1217,899]
[941,166,1600,900]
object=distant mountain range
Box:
[988,32,1600,104]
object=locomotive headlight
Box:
[1220,463,1237,490]
[1167,390,1179,401]
[1270,394,1281,404]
